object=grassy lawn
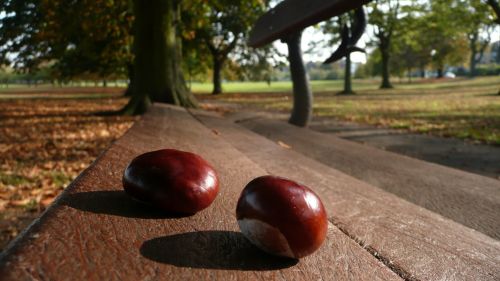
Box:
[192,76,498,94]
[196,76,500,144]
[191,79,379,93]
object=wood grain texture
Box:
[193,110,500,281]
[0,105,401,281]
[233,114,500,240]
[249,0,370,47]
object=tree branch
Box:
[487,0,500,24]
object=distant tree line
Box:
[309,0,498,92]
[0,0,273,105]
[0,0,498,107]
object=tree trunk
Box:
[187,68,192,91]
[469,32,478,77]
[124,63,135,96]
[212,58,223,95]
[469,53,477,77]
[341,53,353,94]
[437,68,444,78]
[380,42,393,88]
[284,30,312,127]
[496,44,500,63]
[123,0,197,115]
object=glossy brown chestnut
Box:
[236,175,328,259]
[123,149,219,214]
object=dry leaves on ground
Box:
[0,93,137,250]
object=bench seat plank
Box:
[193,110,500,281]
[231,114,500,240]
[0,105,401,281]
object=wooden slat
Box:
[0,104,401,281]
[230,114,500,240]
[249,0,370,47]
[193,110,500,281]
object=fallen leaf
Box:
[277,141,292,149]
[0,144,12,153]
[9,199,31,207]
[0,200,7,212]
[41,197,55,207]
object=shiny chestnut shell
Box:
[123,149,219,214]
[236,176,328,259]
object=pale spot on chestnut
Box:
[238,218,294,258]
[236,175,328,258]
[123,149,219,214]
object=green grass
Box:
[198,76,500,144]
[192,76,499,94]
[45,171,73,187]
[0,172,32,186]
[191,79,380,94]
[2,77,498,144]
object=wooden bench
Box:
[248,0,370,127]
[226,112,500,240]
[1,104,499,280]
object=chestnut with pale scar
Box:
[236,175,328,259]
[123,149,219,214]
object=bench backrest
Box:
[249,0,370,47]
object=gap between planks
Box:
[187,108,415,281]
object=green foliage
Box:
[321,10,364,93]
[308,62,344,80]
[355,50,382,78]
[40,0,134,80]
[367,0,402,88]
[460,0,496,76]
[0,0,45,71]
[424,0,469,75]
[388,2,431,77]
[182,0,268,93]
[0,0,134,81]
[476,64,500,76]
[362,0,495,79]
[485,0,500,24]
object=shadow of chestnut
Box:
[63,190,190,219]
[140,231,298,270]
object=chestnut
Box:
[236,176,328,259]
[123,149,219,214]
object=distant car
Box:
[444,72,456,78]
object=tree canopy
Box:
[0,0,134,82]
[1,0,497,99]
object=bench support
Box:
[283,30,313,127]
